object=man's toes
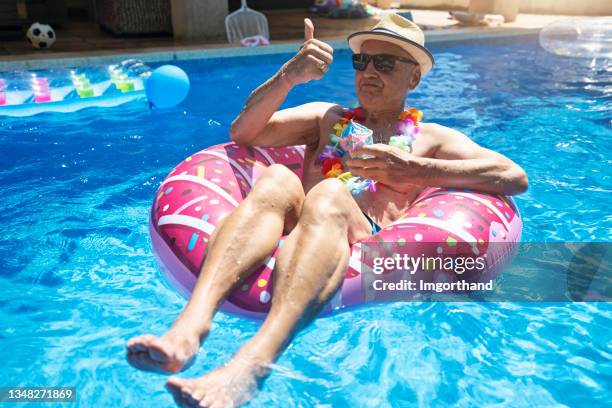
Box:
[181,380,198,397]
[126,352,146,370]
[126,352,154,371]
[128,334,156,347]
[165,378,183,399]
[127,350,174,374]
[182,390,201,408]
[167,380,197,408]
[172,392,192,408]
[126,334,156,351]
[146,338,173,361]
[199,394,215,408]
[167,376,190,391]
[188,389,205,405]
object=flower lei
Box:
[318,106,423,195]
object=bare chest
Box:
[300,117,437,221]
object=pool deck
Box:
[0,9,582,71]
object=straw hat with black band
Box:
[347,13,435,76]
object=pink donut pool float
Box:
[150,143,522,319]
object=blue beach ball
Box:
[145,65,190,108]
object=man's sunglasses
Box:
[352,53,418,72]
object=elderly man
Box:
[127,14,528,407]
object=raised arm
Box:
[230,18,335,148]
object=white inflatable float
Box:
[539,17,612,59]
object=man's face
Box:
[355,40,421,111]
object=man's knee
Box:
[248,164,304,209]
[302,179,353,224]
[307,178,349,200]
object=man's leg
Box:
[166,178,373,407]
[126,164,305,373]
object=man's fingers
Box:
[304,18,314,41]
[302,38,334,55]
[351,145,386,157]
[306,55,329,74]
[307,47,333,65]
[347,157,385,168]
[310,38,334,54]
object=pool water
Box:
[1,36,610,407]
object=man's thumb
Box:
[304,18,314,41]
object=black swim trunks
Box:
[363,212,381,235]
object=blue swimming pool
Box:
[0,36,610,407]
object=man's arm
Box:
[348,123,528,196]
[230,18,334,148]
[231,93,336,148]
[420,123,528,195]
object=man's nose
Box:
[363,60,379,77]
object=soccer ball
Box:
[26,22,56,49]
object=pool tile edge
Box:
[0,28,539,72]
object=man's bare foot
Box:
[165,355,269,408]
[126,325,206,374]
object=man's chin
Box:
[358,86,382,94]
[357,91,384,106]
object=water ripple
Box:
[0,37,610,407]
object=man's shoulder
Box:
[418,122,445,144]
[308,102,344,127]
[420,122,467,141]
[290,102,344,131]
[291,102,344,148]
[420,121,445,134]
[417,122,472,154]
[309,102,345,119]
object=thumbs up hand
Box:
[281,18,334,87]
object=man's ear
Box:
[410,68,421,90]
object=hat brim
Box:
[347,30,435,76]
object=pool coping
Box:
[0,26,541,72]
